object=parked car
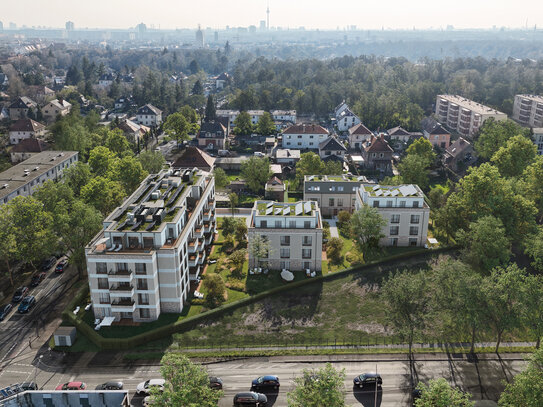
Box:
[30,272,46,287]
[143,396,153,406]
[136,379,165,396]
[96,381,123,390]
[0,304,13,321]
[18,382,38,391]
[18,296,36,313]
[41,257,57,271]
[233,392,267,407]
[251,375,280,391]
[55,259,68,274]
[254,152,266,157]
[353,372,382,388]
[55,381,86,391]
[209,376,223,390]
[11,287,28,303]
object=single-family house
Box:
[318,136,347,161]
[173,146,215,172]
[422,118,451,149]
[197,121,227,150]
[348,123,373,149]
[336,107,361,132]
[8,97,37,120]
[265,176,286,202]
[362,135,394,174]
[443,137,475,172]
[98,73,115,87]
[275,149,301,166]
[136,104,162,127]
[387,126,413,143]
[10,138,49,163]
[282,124,329,149]
[42,98,72,122]
[215,72,230,89]
[116,119,149,143]
[9,119,46,144]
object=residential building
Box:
[318,136,347,161]
[0,390,129,407]
[355,184,430,247]
[0,151,79,204]
[282,124,329,149]
[8,96,37,120]
[247,110,265,125]
[0,73,9,88]
[271,110,296,123]
[336,107,361,132]
[304,174,366,216]
[9,118,46,144]
[334,100,349,118]
[214,156,249,171]
[42,98,72,122]
[197,121,227,150]
[362,135,394,174]
[98,73,115,87]
[248,200,323,272]
[10,138,49,163]
[534,129,543,155]
[215,72,230,89]
[115,119,149,143]
[136,104,163,127]
[443,137,475,172]
[27,85,55,104]
[173,146,215,171]
[85,167,216,322]
[216,109,239,128]
[348,123,373,149]
[265,176,286,202]
[512,94,543,128]
[421,118,451,149]
[387,126,414,143]
[274,148,301,166]
[114,96,132,111]
[435,95,507,139]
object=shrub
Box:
[337,210,351,225]
[326,237,344,263]
[202,274,226,308]
[225,280,245,292]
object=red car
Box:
[56,382,86,391]
[55,259,68,274]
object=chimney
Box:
[58,97,63,105]
[380,134,385,141]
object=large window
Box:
[138,293,149,305]
[280,248,290,258]
[96,262,107,274]
[135,263,146,275]
[99,293,110,304]
[390,226,399,236]
[280,236,290,246]
[137,279,148,290]
[391,214,400,224]
[302,249,312,259]
[373,201,380,208]
[97,278,108,289]
[399,201,406,208]
[410,215,420,224]
[303,236,312,246]
[139,308,150,319]
[413,201,420,208]
[275,220,282,228]
[409,226,419,236]
[337,198,343,207]
[329,198,335,207]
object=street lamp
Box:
[34,355,43,386]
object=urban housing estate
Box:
[85,167,216,322]
[512,94,543,128]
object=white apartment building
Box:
[271,110,297,123]
[304,174,367,217]
[216,109,240,128]
[136,104,163,127]
[355,184,430,247]
[282,124,329,149]
[0,151,79,205]
[435,95,507,139]
[247,110,265,125]
[248,201,323,272]
[534,129,543,155]
[336,107,361,132]
[512,94,543,128]
[85,168,216,322]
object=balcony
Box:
[109,284,134,297]
[198,251,206,265]
[108,268,131,276]
[203,210,212,221]
[204,232,213,246]
[110,298,136,312]
[204,222,212,233]
[188,254,199,268]
[194,228,204,238]
[189,265,201,280]
[188,238,199,254]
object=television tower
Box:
[266,2,270,30]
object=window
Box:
[143,237,154,248]
[410,215,420,224]
[302,249,312,259]
[303,261,311,270]
[138,293,149,305]
[413,201,420,208]
[280,236,290,246]
[116,263,128,272]
[409,226,419,236]
[139,308,150,318]
[386,200,392,207]
[96,262,107,274]
[390,226,399,236]
[338,186,344,191]
[275,220,282,228]
[298,135,302,138]
[390,238,398,246]
[304,221,311,228]
[280,261,290,270]
[288,220,296,228]
[280,248,290,258]
[303,236,312,246]
[135,263,146,275]
[137,279,148,290]
[409,238,418,246]
[298,142,302,146]
[99,292,110,304]
[391,214,400,224]
[399,201,406,208]
[373,201,380,208]
[329,198,335,207]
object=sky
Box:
[2,0,543,31]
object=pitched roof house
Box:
[173,146,216,172]
[10,138,49,163]
[43,98,72,122]
[197,122,227,150]
[282,124,329,149]
[136,104,163,127]
[8,97,37,120]
[116,119,149,143]
[362,135,394,174]
[443,137,475,172]
[9,119,46,144]
[348,123,373,149]
[318,136,347,161]
[265,176,286,202]
[422,117,451,149]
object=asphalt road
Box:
[0,354,525,406]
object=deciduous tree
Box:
[240,156,271,193]
[256,112,276,136]
[287,363,346,407]
[350,206,387,249]
[474,119,529,160]
[415,378,474,407]
[499,347,543,407]
[163,112,190,144]
[202,273,226,307]
[233,111,254,136]
[138,150,166,174]
[491,134,537,178]
[213,168,229,189]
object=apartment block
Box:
[512,94,543,128]
[303,174,368,216]
[534,129,543,155]
[281,124,329,149]
[248,201,323,272]
[435,95,507,139]
[355,184,430,247]
[85,168,216,322]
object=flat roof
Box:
[438,95,505,116]
[0,151,78,200]
[255,200,317,217]
[517,94,543,103]
[362,183,424,198]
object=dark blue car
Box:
[11,287,28,303]
[251,375,279,391]
[0,304,13,321]
[18,296,36,313]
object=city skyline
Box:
[2,0,543,31]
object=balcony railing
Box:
[108,269,132,276]
[109,284,134,292]
[111,298,134,306]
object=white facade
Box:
[282,125,329,149]
[336,108,361,132]
[534,129,543,155]
[512,95,543,128]
[216,109,240,128]
[271,110,297,123]
[355,184,430,247]
[136,104,163,127]
[247,110,265,125]
[85,168,216,322]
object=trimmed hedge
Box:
[64,246,457,350]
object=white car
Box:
[136,379,165,396]
[143,396,154,406]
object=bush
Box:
[323,221,330,229]
[191,298,206,306]
[337,210,351,225]
[346,250,363,265]
[202,274,227,308]
[225,280,245,292]
[326,237,344,263]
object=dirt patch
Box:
[339,280,379,298]
[345,322,387,334]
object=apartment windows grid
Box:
[410,215,420,224]
[97,278,108,289]
[280,248,290,258]
[280,236,290,246]
[135,263,146,275]
[391,214,400,224]
[137,278,148,290]
[409,226,419,236]
[96,262,107,274]
[139,308,150,318]
[303,236,312,246]
[302,249,312,259]
[138,293,149,305]
[390,226,399,236]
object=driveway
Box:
[327,219,339,238]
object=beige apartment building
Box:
[85,167,216,322]
[435,95,507,139]
[512,94,543,128]
[355,184,430,247]
[303,174,368,217]
[248,201,323,272]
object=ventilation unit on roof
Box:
[1,184,8,189]
[33,166,39,171]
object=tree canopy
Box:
[287,363,346,407]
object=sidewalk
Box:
[327,219,339,238]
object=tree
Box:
[326,237,344,263]
[524,227,543,272]
[88,146,117,177]
[406,138,436,166]
[249,234,271,268]
[64,162,92,196]
[350,206,387,249]
[256,112,276,136]
[202,273,226,307]
[80,176,125,216]
[499,347,543,407]
[228,193,238,216]
[287,363,346,407]
[519,274,543,349]
[222,216,239,237]
[415,378,474,407]
[474,119,530,160]
[163,112,190,144]
[241,156,271,193]
[191,79,203,95]
[337,210,351,226]
[229,249,247,277]
[0,205,18,287]
[295,152,325,182]
[481,264,524,353]
[213,168,228,189]
[233,111,254,136]
[234,220,248,242]
[189,60,200,74]
[522,156,543,219]
[456,216,511,272]
[204,94,216,122]
[149,353,223,407]
[382,270,429,355]
[398,154,432,190]
[109,156,148,194]
[491,135,537,178]
[105,129,132,157]
[138,150,166,174]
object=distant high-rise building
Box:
[260,20,266,30]
[512,94,543,128]
[65,21,74,31]
[136,22,147,35]
[196,25,204,47]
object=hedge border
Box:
[63,246,456,350]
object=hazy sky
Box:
[3,0,543,30]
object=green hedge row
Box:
[64,246,457,350]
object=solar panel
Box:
[374,189,383,196]
[383,190,391,196]
[283,207,290,215]
[307,175,314,181]
[373,184,381,190]
[357,176,365,181]
[295,202,303,216]
[265,207,273,215]
[391,189,400,196]
[266,201,274,208]
[274,207,282,215]
[399,185,417,197]
[304,202,312,213]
